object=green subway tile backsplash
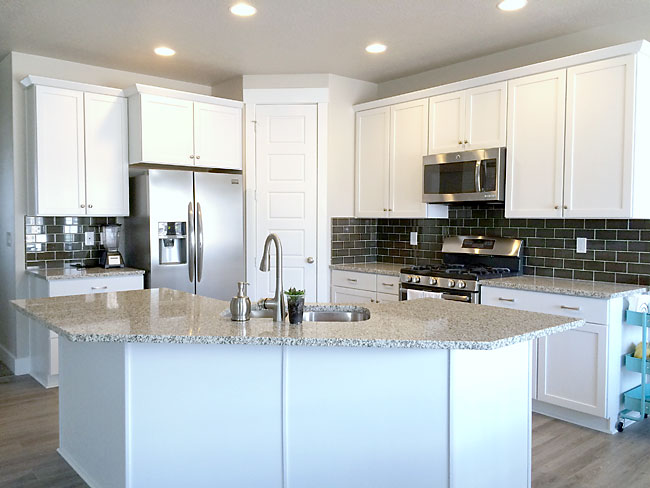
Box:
[332,204,650,285]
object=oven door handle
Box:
[442,293,471,303]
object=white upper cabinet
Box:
[428,91,465,154]
[356,100,429,218]
[128,86,243,170]
[428,81,506,154]
[506,54,650,218]
[25,82,129,216]
[84,93,129,216]
[193,102,242,170]
[136,94,195,166]
[355,107,390,218]
[389,99,428,218]
[564,56,635,218]
[505,70,566,218]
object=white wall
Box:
[0,51,213,371]
[377,16,650,98]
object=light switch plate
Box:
[410,232,418,246]
[576,237,587,254]
[84,231,95,246]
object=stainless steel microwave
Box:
[423,147,506,203]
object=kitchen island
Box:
[12,288,583,488]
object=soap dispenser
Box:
[230,282,251,322]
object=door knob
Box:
[307,257,315,264]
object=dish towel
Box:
[423,292,443,299]
[407,289,424,300]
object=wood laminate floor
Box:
[2,374,650,487]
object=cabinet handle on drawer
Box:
[560,305,580,311]
[498,297,515,302]
[347,278,358,283]
[91,286,108,290]
[381,282,394,286]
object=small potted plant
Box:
[285,287,305,325]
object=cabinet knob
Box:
[458,141,462,145]
[80,204,85,208]
[370,299,375,303]
[563,205,568,209]
[388,209,393,212]
[464,140,468,144]
[195,155,200,160]
[88,204,93,209]
[307,257,315,264]
[554,205,559,209]
[383,208,388,211]
[189,155,195,159]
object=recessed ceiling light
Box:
[230,3,257,16]
[366,43,387,54]
[154,46,176,57]
[497,0,528,11]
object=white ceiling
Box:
[1,0,650,86]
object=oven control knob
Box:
[407,275,413,282]
[429,277,437,286]
[413,276,421,283]
[457,280,466,289]
[448,279,455,288]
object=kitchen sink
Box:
[246,307,370,322]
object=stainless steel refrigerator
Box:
[124,169,244,300]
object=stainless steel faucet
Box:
[258,233,286,322]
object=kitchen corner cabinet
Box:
[482,286,627,433]
[25,84,129,216]
[355,99,428,218]
[506,54,650,218]
[428,81,507,154]
[331,270,399,304]
[128,90,242,170]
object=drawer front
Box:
[331,270,376,292]
[331,286,376,304]
[376,275,400,295]
[481,286,608,325]
[48,275,144,297]
[376,292,399,303]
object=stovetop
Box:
[401,264,518,281]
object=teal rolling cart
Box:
[617,310,650,432]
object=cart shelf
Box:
[623,385,650,415]
[625,353,650,374]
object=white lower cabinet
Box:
[331,270,399,304]
[27,273,144,388]
[481,285,625,433]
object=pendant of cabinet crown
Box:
[23,78,129,216]
[127,85,243,170]
[428,81,507,154]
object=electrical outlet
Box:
[410,232,418,246]
[576,237,587,254]
[84,231,95,246]
[6,231,11,247]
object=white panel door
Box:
[84,93,129,216]
[389,99,428,218]
[537,322,608,417]
[428,90,465,154]
[331,286,376,304]
[355,107,390,217]
[194,102,242,170]
[255,105,318,302]
[34,85,86,216]
[464,82,507,150]
[564,56,635,218]
[139,94,195,165]
[505,70,566,218]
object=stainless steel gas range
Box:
[399,235,523,304]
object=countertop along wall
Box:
[0,51,214,373]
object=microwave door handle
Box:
[475,161,482,192]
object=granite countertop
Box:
[26,267,145,281]
[483,275,647,299]
[11,288,583,350]
[330,263,404,277]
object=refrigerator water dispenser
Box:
[158,222,187,265]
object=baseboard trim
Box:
[533,400,614,434]
[0,343,29,375]
[58,448,101,488]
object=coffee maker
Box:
[99,224,125,268]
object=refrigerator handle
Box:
[188,202,195,283]
[197,201,204,283]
